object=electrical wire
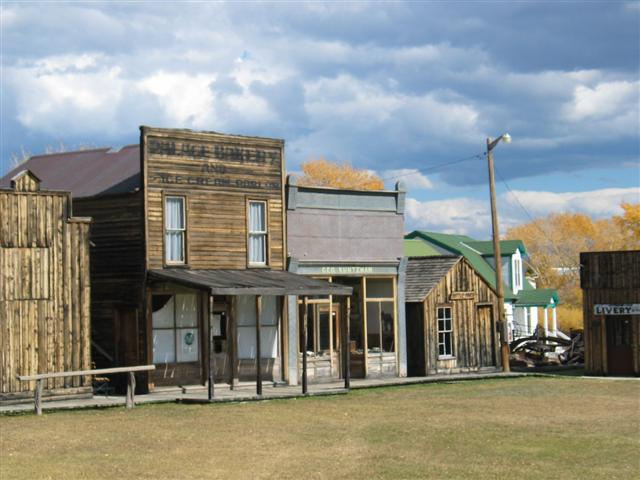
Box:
[380,153,484,182]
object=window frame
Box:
[163,195,188,266]
[151,292,200,365]
[246,198,269,267]
[364,277,396,355]
[437,306,454,359]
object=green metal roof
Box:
[464,240,526,256]
[515,288,559,307]
[404,239,441,257]
[405,230,517,300]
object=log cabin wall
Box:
[409,257,501,375]
[580,251,640,376]
[0,173,91,400]
[73,191,146,370]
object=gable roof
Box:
[515,288,559,307]
[0,145,141,198]
[405,231,517,300]
[404,238,441,257]
[405,256,462,302]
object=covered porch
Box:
[147,268,352,397]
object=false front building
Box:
[2,127,348,392]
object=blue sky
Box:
[1,1,638,238]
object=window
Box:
[437,307,453,357]
[152,293,199,365]
[299,303,339,354]
[365,278,396,353]
[165,197,186,264]
[248,201,267,265]
[513,256,522,291]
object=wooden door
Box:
[606,316,634,375]
[116,308,139,367]
[406,303,425,376]
[210,308,231,382]
[477,306,497,367]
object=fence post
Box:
[34,379,43,416]
[126,372,136,409]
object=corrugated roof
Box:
[405,256,461,302]
[0,145,140,198]
[148,268,353,296]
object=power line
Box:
[380,153,484,182]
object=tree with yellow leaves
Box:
[295,158,384,190]
[505,202,640,330]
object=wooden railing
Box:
[17,365,156,415]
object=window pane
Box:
[366,302,381,351]
[165,197,184,229]
[437,308,444,319]
[176,328,199,362]
[381,301,395,352]
[365,278,394,299]
[153,329,176,364]
[166,231,184,263]
[249,234,266,264]
[249,202,266,232]
[319,310,330,351]
[152,295,174,328]
[176,294,198,327]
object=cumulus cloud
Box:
[382,169,434,190]
[406,187,640,238]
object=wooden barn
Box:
[0,170,91,401]
[405,256,501,376]
[581,250,640,376]
[1,127,348,393]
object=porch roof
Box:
[148,268,353,296]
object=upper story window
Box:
[165,196,186,264]
[513,256,522,291]
[248,200,267,266]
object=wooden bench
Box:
[17,365,156,415]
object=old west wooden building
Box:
[2,127,347,392]
[581,251,639,376]
[0,171,91,400]
[286,177,408,382]
[404,256,501,376]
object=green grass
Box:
[1,377,639,479]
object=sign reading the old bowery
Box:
[594,304,640,316]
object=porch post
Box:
[344,296,351,390]
[208,294,215,401]
[302,296,308,395]
[552,307,557,336]
[256,295,262,396]
[543,307,549,337]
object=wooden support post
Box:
[344,296,351,390]
[34,379,43,416]
[208,294,215,401]
[126,371,136,409]
[302,296,308,395]
[255,295,262,396]
[229,297,237,390]
[552,307,557,336]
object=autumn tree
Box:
[295,158,384,190]
[505,203,639,330]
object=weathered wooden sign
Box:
[594,304,640,316]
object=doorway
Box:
[606,316,634,376]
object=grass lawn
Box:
[1,377,638,479]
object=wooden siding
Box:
[581,251,640,375]
[412,258,500,375]
[0,187,91,398]
[73,192,146,369]
[142,127,286,271]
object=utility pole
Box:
[487,134,512,373]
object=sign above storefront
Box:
[594,304,640,316]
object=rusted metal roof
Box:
[148,268,353,296]
[0,145,140,198]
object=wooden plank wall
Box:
[422,258,500,374]
[0,187,91,397]
[581,251,640,375]
[142,128,286,271]
[73,192,146,368]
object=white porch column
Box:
[552,307,557,336]
[543,307,549,336]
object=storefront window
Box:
[299,303,337,355]
[152,293,199,364]
[365,278,395,354]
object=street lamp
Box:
[486,133,511,373]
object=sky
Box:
[1,1,639,238]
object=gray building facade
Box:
[286,176,407,384]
